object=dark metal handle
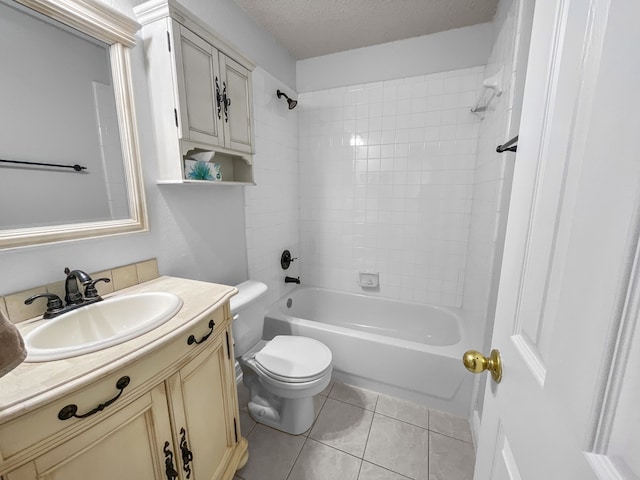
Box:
[180,427,193,478]
[222,81,230,122]
[215,76,222,120]
[24,293,64,318]
[58,376,130,420]
[187,319,215,345]
[84,277,111,298]
[164,441,179,479]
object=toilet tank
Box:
[230,280,268,357]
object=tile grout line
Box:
[306,436,366,461]
[427,410,430,480]
[285,436,310,480]
[370,409,472,444]
[361,457,417,480]
[285,394,332,480]
[358,399,377,479]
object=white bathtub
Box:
[263,286,473,416]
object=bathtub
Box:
[263,286,473,416]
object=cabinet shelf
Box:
[158,180,256,186]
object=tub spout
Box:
[285,276,300,284]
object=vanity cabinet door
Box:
[172,22,224,148]
[166,326,239,480]
[21,385,175,480]
[219,55,253,154]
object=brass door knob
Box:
[462,349,502,383]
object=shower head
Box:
[277,89,298,110]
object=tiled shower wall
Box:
[465,0,534,427]
[463,0,524,340]
[244,68,300,304]
[298,67,484,307]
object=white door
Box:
[473,0,640,478]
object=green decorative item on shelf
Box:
[187,160,214,180]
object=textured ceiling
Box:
[232,0,499,60]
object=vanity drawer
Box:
[0,305,227,465]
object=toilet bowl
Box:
[231,280,332,435]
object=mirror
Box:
[0,0,147,249]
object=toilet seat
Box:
[245,336,332,384]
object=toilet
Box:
[230,280,332,435]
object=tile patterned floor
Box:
[233,381,475,480]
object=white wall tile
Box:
[299,67,483,307]
[245,68,300,304]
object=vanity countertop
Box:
[0,276,236,423]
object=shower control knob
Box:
[462,349,502,383]
[281,249,297,269]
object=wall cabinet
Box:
[135,0,255,185]
[173,24,252,155]
[0,302,247,480]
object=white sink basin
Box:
[24,292,183,362]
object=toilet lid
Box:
[255,336,332,380]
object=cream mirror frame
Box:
[0,0,148,249]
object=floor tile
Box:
[429,432,475,480]
[314,394,327,419]
[329,382,379,411]
[364,414,429,480]
[321,380,335,396]
[310,398,374,457]
[358,461,411,479]
[288,438,362,480]
[303,394,329,436]
[239,410,256,437]
[376,394,430,429]
[237,424,305,480]
[429,409,472,443]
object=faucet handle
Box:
[84,278,111,299]
[25,293,64,318]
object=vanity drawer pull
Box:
[186,319,215,346]
[57,376,131,420]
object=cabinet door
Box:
[219,55,253,154]
[167,328,237,480]
[172,23,224,147]
[22,385,176,480]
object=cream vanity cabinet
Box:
[0,301,246,480]
[135,0,255,185]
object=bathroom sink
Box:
[24,292,183,362]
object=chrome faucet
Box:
[25,267,111,319]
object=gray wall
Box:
[0,0,296,295]
[296,23,493,93]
